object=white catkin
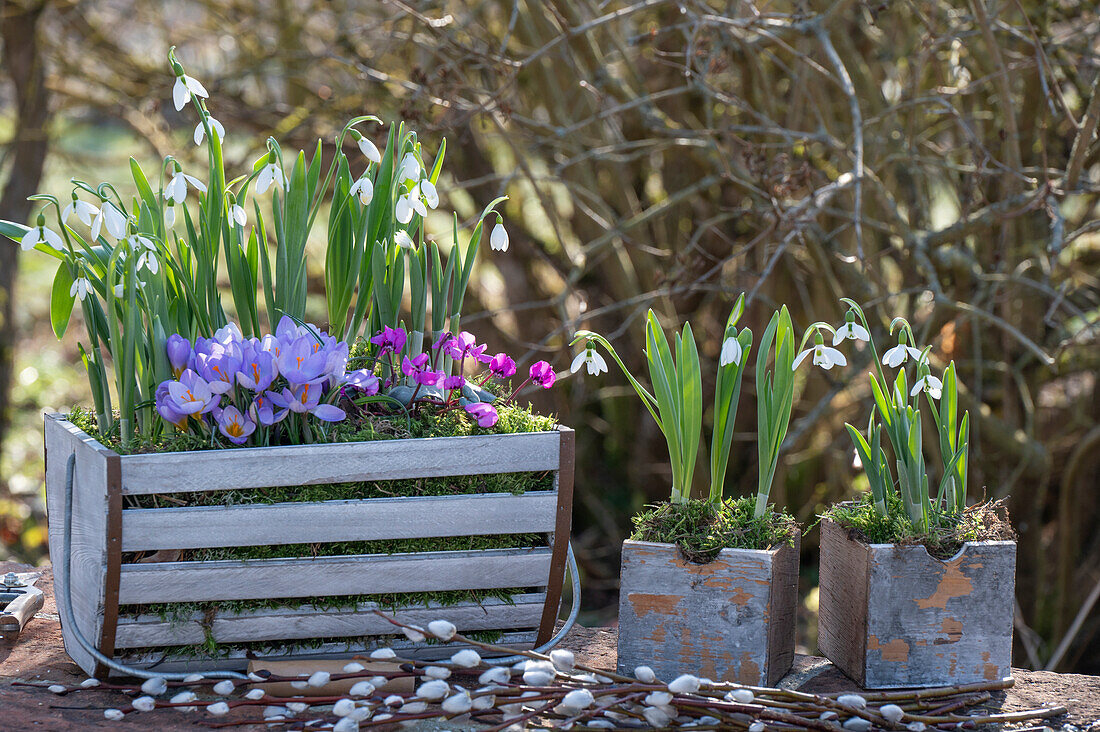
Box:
[643,706,671,727]
[369,676,389,687]
[402,702,427,714]
[79,678,100,688]
[562,688,594,710]
[343,662,366,672]
[286,702,309,713]
[749,722,765,732]
[550,649,576,672]
[245,688,265,700]
[441,691,473,714]
[450,649,481,668]
[820,711,839,721]
[141,677,168,696]
[307,671,331,687]
[171,691,197,704]
[667,674,700,694]
[427,619,457,640]
[415,679,450,700]
[472,695,496,711]
[47,685,66,694]
[333,717,359,732]
[207,702,230,716]
[384,694,404,707]
[644,691,673,707]
[843,718,872,732]
[634,665,657,683]
[349,681,376,698]
[402,626,426,643]
[424,666,451,679]
[370,648,396,660]
[479,667,511,685]
[727,688,755,703]
[837,694,868,709]
[263,706,287,718]
[104,709,125,721]
[881,704,905,723]
[906,722,927,732]
[212,680,235,696]
[290,680,309,690]
[183,674,205,683]
[333,698,357,717]
[132,696,156,712]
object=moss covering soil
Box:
[630,496,798,564]
[822,491,1016,560]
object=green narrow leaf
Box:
[50,262,77,339]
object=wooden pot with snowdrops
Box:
[574,297,801,685]
[816,301,1016,689]
[7,49,575,677]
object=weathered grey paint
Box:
[818,517,1016,688]
[617,534,799,686]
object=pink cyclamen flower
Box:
[488,353,516,379]
[464,402,498,428]
[529,360,556,389]
[216,405,256,445]
[443,375,465,391]
[401,353,442,386]
[371,326,407,355]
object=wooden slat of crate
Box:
[115,631,539,673]
[117,547,552,604]
[120,491,558,551]
[114,593,546,648]
[117,431,561,495]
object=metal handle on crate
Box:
[56,452,580,678]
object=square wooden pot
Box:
[817,516,1016,688]
[44,413,574,677]
[617,532,800,686]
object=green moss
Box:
[630,496,798,562]
[823,491,1015,559]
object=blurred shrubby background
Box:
[0,0,1097,673]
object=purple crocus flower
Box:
[344,369,381,395]
[278,336,329,384]
[443,375,465,391]
[489,353,517,379]
[268,380,346,421]
[371,326,407,355]
[275,315,304,343]
[165,334,193,378]
[236,343,278,392]
[250,393,288,426]
[464,402,498,428]
[216,405,256,445]
[165,369,218,415]
[195,341,242,394]
[213,322,244,345]
[529,360,556,389]
[260,333,284,359]
[155,380,189,429]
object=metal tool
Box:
[0,571,44,640]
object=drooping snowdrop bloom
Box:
[230,203,248,227]
[130,234,159,274]
[793,336,847,371]
[399,152,421,181]
[394,229,415,250]
[719,336,743,367]
[256,160,288,195]
[358,136,381,164]
[172,72,209,111]
[396,192,427,224]
[832,318,870,345]
[489,221,509,252]
[69,277,91,301]
[882,338,924,368]
[20,221,64,252]
[194,116,226,146]
[349,175,374,205]
[91,201,129,241]
[910,373,943,400]
[571,344,608,375]
[165,202,177,228]
[166,170,207,204]
[62,195,99,227]
[420,179,438,208]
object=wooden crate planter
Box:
[43,413,574,677]
[616,533,800,686]
[817,516,1016,688]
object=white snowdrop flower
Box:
[104,709,125,721]
[395,195,413,224]
[882,342,924,368]
[408,185,429,217]
[172,73,208,111]
[550,649,575,672]
[134,248,159,275]
[370,648,397,660]
[793,342,847,371]
[333,717,359,732]
[843,717,871,732]
[633,665,657,683]
[399,153,420,181]
[357,135,381,164]
[213,680,235,696]
[837,694,867,709]
[401,701,426,714]
[415,679,449,700]
[748,722,765,732]
[478,667,510,685]
[166,171,207,204]
[349,681,376,698]
[184,673,206,683]
[644,691,672,707]
[20,224,64,252]
[643,706,671,727]
[667,674,700,694]
[256,162,288,195]
[141,677,168,696]
[424,666,451,679]
[245,688,265,700]
[428,619,457,641]
[91,201,129,241]
[880,704,905,723]
[349,176,374,205]
[472,694,496,711]
[911,373,944,400]
[307,671,331,688]
[720,336,743,367]
[113,284,125,298]
[47,685,66,694]
[726,688,754,704]
[333,698,357,717]
[420,179,438,208]
[132,696,156,712]
[80,678,101,688]
[193,116,226,146]
[571,345,608,376]
[207,701,231,717]
[165,203,176,228]
[489,221,509,252]
[63,197,99,227]
[344,662,367,672]
[450,649,481,668]
[820,710,839,720]
[286,701,309,713]
[906,722,927,732]
[561,688,594,711]
[394,230,415,250]
[442,690,473,714]
[833,321,870,345]
[230,204,247,227]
